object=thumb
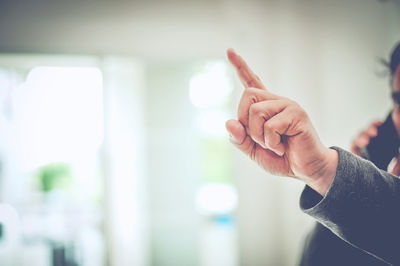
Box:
[226,119,254,156]
[226,119,246,145]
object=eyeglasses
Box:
[392,92,400,106]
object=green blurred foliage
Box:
[37,162,73,192]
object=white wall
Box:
[102,57,148,266]
[144,62,203,266]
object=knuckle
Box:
[292,105,307,120]
[249,103,259,115]
[247,80,256,87]
[264,121,273,132]
[286,99,302,110]
[288,99,300,108]
[279,96,290,102]
[243,88,254,98]
[244,88,263,102]
[298,109,307,120]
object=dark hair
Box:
[381,42,400,77]
[389,42,400,76]
[379,42,400,89]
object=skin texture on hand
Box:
[226,48,338,196]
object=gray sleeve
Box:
[300,147,400,265]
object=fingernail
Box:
[262,143,269,149]
[258,143,267,149]
[229,134,240,144]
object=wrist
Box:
[307,148,339,196]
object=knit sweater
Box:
[299,147,400,266]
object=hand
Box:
[350,121,382,157]
[392,106,400,138]
[225,49,338,195]
[388,155,400,176]
[386,108,400,175]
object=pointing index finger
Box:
[227,48,266,90]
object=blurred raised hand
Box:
[350,121,383,157]
[225,49,338,195]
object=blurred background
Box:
[0,0,399,265]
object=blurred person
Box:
[351,42,400,175]
[225,45,400,266]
